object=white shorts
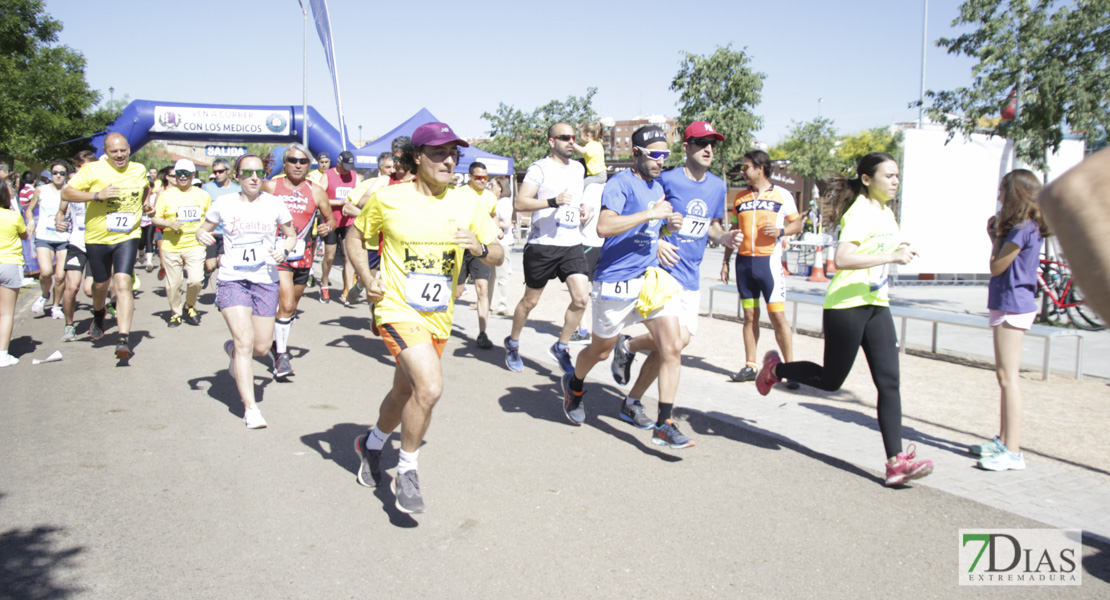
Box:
[677,288,701,336]
[591,278,683,339]
[989,309,1036,330]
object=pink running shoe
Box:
[755,350,782,396]
[884,444,934,486]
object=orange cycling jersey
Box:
[732,184,799,257]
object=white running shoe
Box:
[243,406,268,429]
[31,295,47,315]
[0,353,18,367]
[51,305,63,320]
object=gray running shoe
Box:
[619,401,654,430]
[475,331,493,349]
[610,335,634,385]
[273,352,294,379]
[90,320,104,341]
[354,433,382,487]
[391,469,425,514]
[730,366,757,382]
[61,324,76,342]
[114,340,131,360]
[568,329,591,344]
[560,372,586,425]
[652,419,695,449]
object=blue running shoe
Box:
[549,342,574,375]
[505,337,523,372]
[560,372,586,425]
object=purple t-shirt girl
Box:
[988,220,1042,313]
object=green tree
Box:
[0,0,120,164]
[922,0,1109,172]
[671,44,765,184]
[478,88,598,170]
[835,126,904,175]
[779,117,839,183]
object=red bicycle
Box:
[1037,255,1105,331]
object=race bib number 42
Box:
[405,273,451,312]
[107,212,136,233]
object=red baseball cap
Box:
[683,121,725,142]
[412,122,470,148]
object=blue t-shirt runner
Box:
[657,167,726,291]
[594,169,667,283]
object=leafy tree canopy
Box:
[478,88,598,170]
[671,44,765,184]
[922,0,1109,172]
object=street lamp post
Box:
[359,125,362,146]
[298,0,309,148]
[818,98,822,117]
[109,87,114,104]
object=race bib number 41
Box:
[227,240,266,271]
[405,273,451,312]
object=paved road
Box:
[1,252,1108,598]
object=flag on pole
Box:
[308,0,350,150]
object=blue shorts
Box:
[216,279,279,317]
[735,255,786,311]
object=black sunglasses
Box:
[689,138,719,149]
[551,134,576,142]
[285,157,311,165]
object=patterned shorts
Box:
[216,279,279,317]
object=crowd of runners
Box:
[7,116,1084,515]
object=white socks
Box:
[274,317,292,353]
[397,449,419,474]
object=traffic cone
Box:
[807,246,829,282]
[825,250,837,276]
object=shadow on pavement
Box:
[500,381,681,462]
[680,355,735,380]
[798,402,967,459]
[1082,534,1110,584]
[7,335,40,358]
[323,331,393,367]
[0,494,85,598]
[187,368,271,418]
[691,409,885,486]
[299,423,417,528]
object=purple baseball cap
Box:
[412,122,470,148]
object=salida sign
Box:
[152,106,290,136]
[959,529,1081,586]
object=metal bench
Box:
[706,284,1084,380]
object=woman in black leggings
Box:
[754,153,934,487]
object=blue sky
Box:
[45,0,979,145]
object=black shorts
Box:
[277,264,312,286]
[367,249,380,270]
[63,244,87,272]
[522,244,588,290]
[205,235,224,260]
[86,238,140,283]
[323,225,349,246]
[457,252,491,284]
[583,246,601,282]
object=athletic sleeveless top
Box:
[326,168,357,228]
[272,177,318,269]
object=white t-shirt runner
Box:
[204,192,293,284]
[65,201,87,251]
[34,185,70,243]
[523,157,585,247]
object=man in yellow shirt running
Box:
[346,122,503,515]
[61,132,150,359]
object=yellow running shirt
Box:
[582,140,606,176]
[67,159,149,245]
[824,195,900,310]
[354,182,499,339]
[0,208,27,264]
[454,184,498,218]
[154,186,212,252]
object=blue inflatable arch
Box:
[92,101,514,176]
